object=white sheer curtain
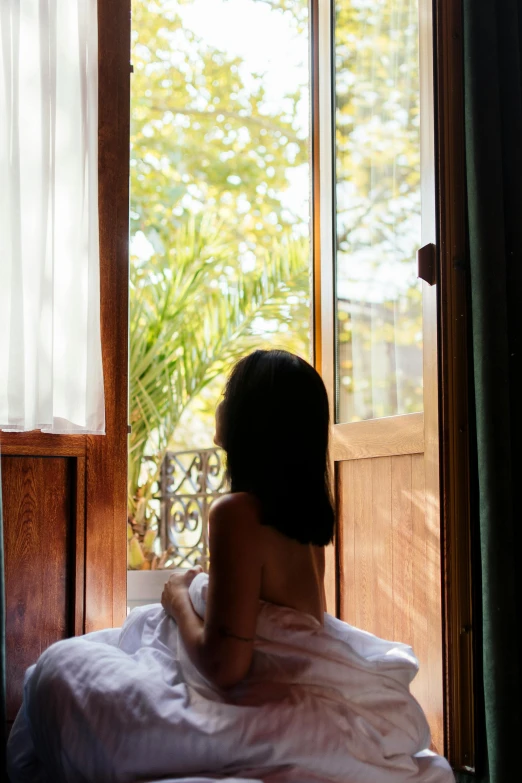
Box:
[0,0,104,434]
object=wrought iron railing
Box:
[152,447,227,569]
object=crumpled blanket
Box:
[7,573,454,783]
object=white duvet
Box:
[7,573,454,783]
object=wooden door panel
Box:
[336,451,443,753]
[370,456,394,643]
[87,0,132,635]
[3,457,74,722]
[314,0,470,766]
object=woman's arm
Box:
[162,493,263,689]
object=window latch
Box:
[417,243,437,286]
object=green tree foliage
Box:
[333,0,423,419]
[129,0,425,522]
[131,0,308,252]
[255,0,424,420]
[334,0,421,253]
[129,216,308,511]
[258,0,421,253]
[129,0,312,514]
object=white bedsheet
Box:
[7,573,454,783]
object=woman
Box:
[7,350,454,783]
[160,349,333,690]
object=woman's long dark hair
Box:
[220,349,335,546]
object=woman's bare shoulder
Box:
[208,493,264,570]
[210,492,261,523]
[209,492,263,545]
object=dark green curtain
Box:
[463,1,522,781]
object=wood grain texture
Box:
[435,0,475,769]
[353,459,373,631]
[84,0,131,633]
[371,457,393,642]
[337,460,354,621]
[422,274,443,755]
[3,456,73,720]
[0,432,86,457]
[411,455,429,735]
[423,451,444,755]
[332,413,424,462]
[392,455,413,645]
[74,457,86,636]
[337,452,443,751]
[323,539,336,616]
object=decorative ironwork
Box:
[155,448,227,569]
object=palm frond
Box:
[128,214,309,508]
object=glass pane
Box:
[128,0,310,580]
[334,0,423,423]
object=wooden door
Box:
[0,0,130,729]
[313,0,443,752]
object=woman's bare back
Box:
[257,525,325,622]
[214,492,326,624]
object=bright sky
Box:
[180,0,308,129]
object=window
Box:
[334,0,423,423]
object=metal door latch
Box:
[417,243,437,286]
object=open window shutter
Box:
[313,0,473,764]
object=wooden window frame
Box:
[435,0,475,772]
